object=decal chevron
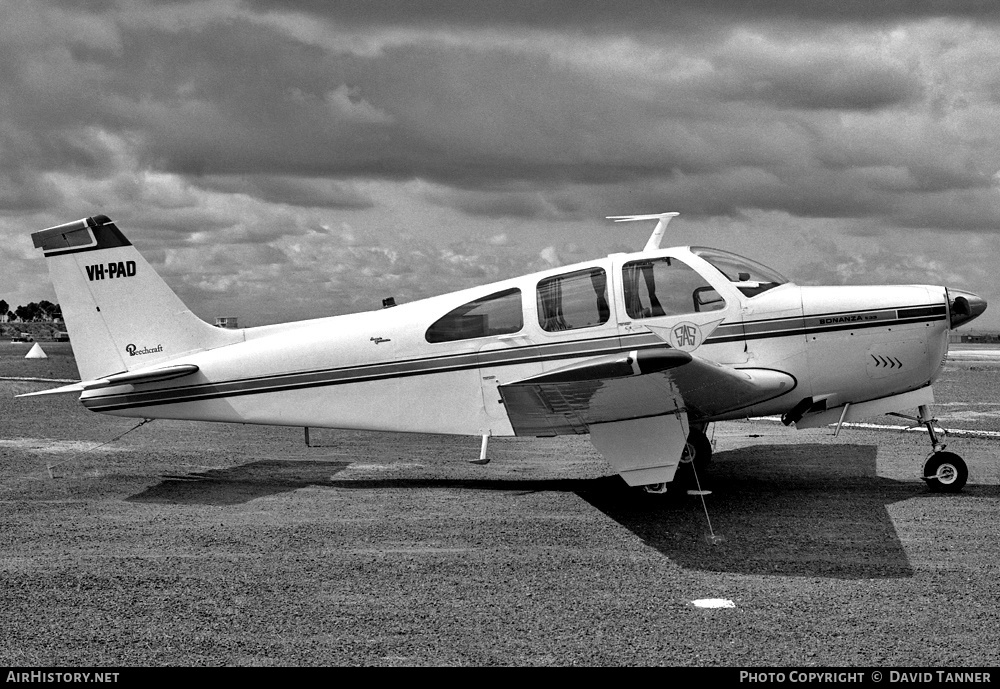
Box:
[871,354,903,368]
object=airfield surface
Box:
[1,342,998,666]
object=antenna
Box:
[607,212,679,252]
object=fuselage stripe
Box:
[82,303,947,412]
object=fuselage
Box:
[78,244,954,437]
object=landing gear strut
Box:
[641,427,723,544]
[894,405,968,493]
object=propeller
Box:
[948,288,987,329]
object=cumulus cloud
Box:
[191,175,374,210]
[2,1,1000,328]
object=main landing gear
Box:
[677,426,713,483]
[641,426,723,544]
[894,404,968,493]
[642,427,714,494]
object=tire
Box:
[923,452,968,493]
[680,430,713,470]
[675,430,713,488]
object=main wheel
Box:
[680,430,713,470]
[675,430,713,488]
[923,452,968,493]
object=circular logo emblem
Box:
[667,322,703,352]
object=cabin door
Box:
[611,253,749,364]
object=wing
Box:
[498,347,795,436]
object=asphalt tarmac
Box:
[1,345,998,666]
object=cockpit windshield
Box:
[691,247,789,298]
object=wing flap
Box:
[590,414,689,486]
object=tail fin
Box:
[32,215,243,381]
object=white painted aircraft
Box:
[21,213,987,493]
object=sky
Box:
[2,0,1000,329]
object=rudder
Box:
[32,215,243,381]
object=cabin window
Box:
[425,288,523,343]
[623,257,726,319]
[536,267,610,332]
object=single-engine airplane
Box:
[21,213,987,493]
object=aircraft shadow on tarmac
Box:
[127,459,355,506]
[579,444,916,580]
[579,444,998,579]
[126,443,996,580]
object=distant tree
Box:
[38,300,57,319]
[15,303,43,322]
[3,301,61,322]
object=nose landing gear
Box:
[893,404,968,493]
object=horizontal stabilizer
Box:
[606,213,680,223]
[17,364,199,398]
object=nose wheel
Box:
[924,451,968,493]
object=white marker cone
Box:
[25,343,47,359]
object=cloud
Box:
[793,236,966,287]
[245,1,1000,33]
[191,175,374,210]
[711,31,925,111]
[424,186,579,219]
[3,1,1000,329]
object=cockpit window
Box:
[425,288,523,343]
[623,257,726,319]
[691,247,788,297]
